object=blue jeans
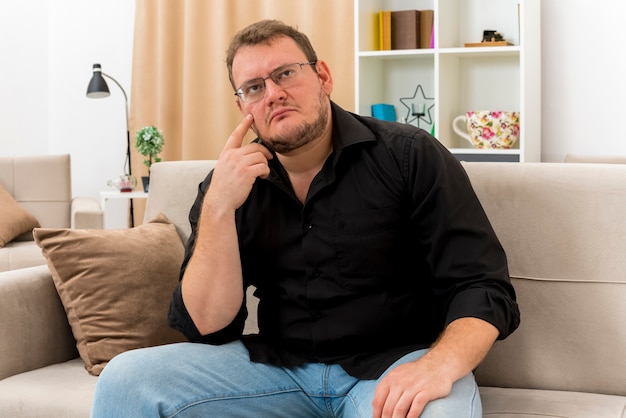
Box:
[91,341,481,417]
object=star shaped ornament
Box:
[399,84,435,128]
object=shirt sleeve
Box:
[406,131,520,339]
[167,173,248,343]
[168,280,247,343]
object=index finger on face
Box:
[223,114,254,150]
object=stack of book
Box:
[378,9,434,50]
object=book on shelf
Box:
[419,10,434,49]
[378,10,391,50]
[376,9,434,50]
[371,103,397,121]
[390,10,420,50]
[430,24,434,48]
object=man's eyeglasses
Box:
[234,62,317,104]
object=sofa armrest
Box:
[71,197,103,229]
[0,265,78,380]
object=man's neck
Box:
[275,109,333,175]
[276,136,332,174]
[275,115,333,204]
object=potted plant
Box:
[135,125,164,192]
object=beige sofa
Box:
[0,160,624,417]
[564,153,626,164]
[0,154,103,272]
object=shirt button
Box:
[311,311,322,320]
[337,220,345,229]
[305,223,313,231]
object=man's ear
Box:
[315,60,334,95]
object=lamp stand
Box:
[99,70,135,227]
[125,128,135,227]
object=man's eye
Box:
[244,83,263,95]
[276,68,295,80]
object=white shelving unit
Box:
[354,0,541,162]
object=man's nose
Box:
[263,78,287,102]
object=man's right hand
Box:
[182,114,272,336]
[206,114,273,212]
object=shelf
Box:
[358,49,434,58]
[359,46,520,58]
[448,148,520,155]
[438,45,520,57]
[354,0,541,162]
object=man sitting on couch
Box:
[92,19,520,418]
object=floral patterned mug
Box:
[452,111,520,149]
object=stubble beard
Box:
[261,92,329,154]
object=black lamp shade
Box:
[86,63,111,98]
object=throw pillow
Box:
[33,213,187,376]
[0,184,40,247]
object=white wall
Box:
[0,1,625,223]
[50,1,135,227]
[0,1,49,154]
[541,1,626,161]
[0,0,135,228]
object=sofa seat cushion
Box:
[480,386,626,417]
[0,358,96,418]
[0,241,46,272]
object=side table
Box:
[100,190,148,228]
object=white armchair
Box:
[0,154,103,272]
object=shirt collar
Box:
[259,101,376,184]
[329,101,376,151]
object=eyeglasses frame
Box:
[234,61,317,103]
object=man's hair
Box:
[226,19,318,90]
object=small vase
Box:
[107,175,137,192]
[141,176,150,193]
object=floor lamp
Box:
[86,63,135,227]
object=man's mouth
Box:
[269,107,294,123]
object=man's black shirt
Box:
[168,102,520,379]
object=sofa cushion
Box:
[465,162,626,397]
[480,386,626,417]
[2,154,73,231]
[0,184,40,247]
[0,358,95,418]
[0,241,47,272]
[33,213,187,376]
